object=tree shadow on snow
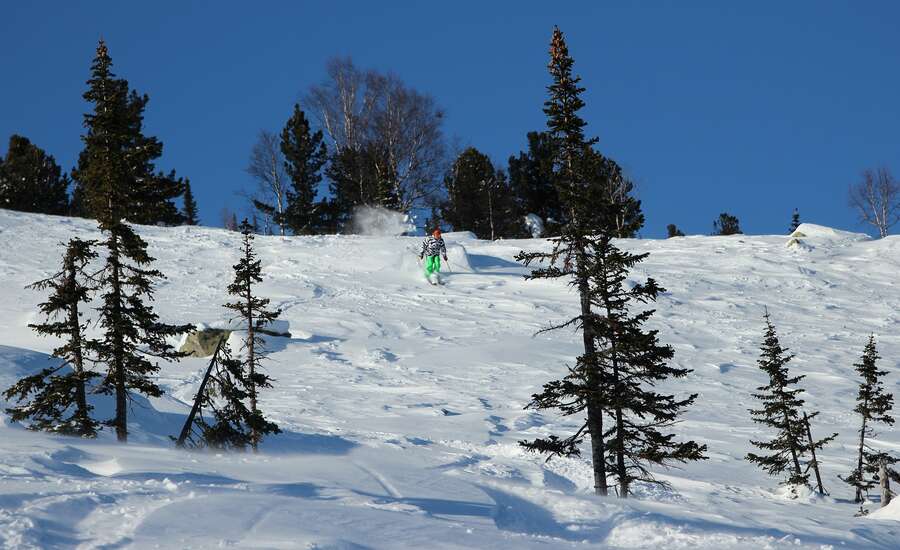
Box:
[352,489,495,519]
[261,431,359,456]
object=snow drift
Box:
[0,209,899,548]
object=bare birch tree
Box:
[246,131,287,236]
[304,57,446,211]
[849,167,900,238]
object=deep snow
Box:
[0,210,899,549]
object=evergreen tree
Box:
[325,144,398,232]
[181,179,199,225]
[713,212,742,235]
[3,239,100,437]
[76,40,192,442]
[224,219,281,451]
[746,312,812,490]
[508,131,561,234]
[128,169,185,226]
[71,43,183,226]
[517,27,704,497]
[789,208,801,234]
[423,202,446,235]
[843,335,896,504]
[583,149,643,238]
[444,147,495,238]
[279,104,328,234]
[666,224,685,238]
[178,335,278,451]
[0,134,70,215]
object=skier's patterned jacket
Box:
[420,236,447,258]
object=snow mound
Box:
[789,223,870,243]
[444,231,477,241]
[869,499,900,521]
[787,223,870,251]
[445,242,473,272]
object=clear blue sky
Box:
[2,1,898,237]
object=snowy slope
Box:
[0,209,899,549]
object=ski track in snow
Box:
[0,210,899,548]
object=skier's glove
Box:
[443,255,448,261]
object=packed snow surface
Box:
[0,212,899,549]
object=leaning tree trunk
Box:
[803,412,827,495]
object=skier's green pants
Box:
[424,255,441,278]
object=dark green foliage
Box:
[423,202,446,234]
[71,41,184,227]
[279,104,328,235]
[519,236,707,496]
[324,144,399,232]
[543,28,597,187]
[128,169,185,226]
[582,149,643,238]
[713,212,742,235]
[223,219,282,450]
[746,313,810,488]
[507,131,561,234]
[789,209,801,234]
[183,340,278,450]
[666,224,685,238]
[844,335,896,503]
[181,179,198,225]
[443,148,526,239]
[0,134,69,215]
[4,239,100,437]
[76,40,193,442]
[517,27,702,498]
[69,181,89,218]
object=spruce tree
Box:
[713,212,742,235]
[666,224,685,238]
[444,147,495,238]
[3,239,100,437]
[224,219,282,451]
[844,335,896,504]
[583,149,643,238]
[325,144,399,231]
[789,208,801,234]
[517,27,705,497]
[178,337,278,450]
[0,134,70,215]
[181,179,199,225]
[507,131,562,234]
[71,44,183,226]
[280,104,328,235]
[746,312,810,489]
[76,40,192,442]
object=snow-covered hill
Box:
[1,209,899,549]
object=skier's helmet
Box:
[433,229,442,238]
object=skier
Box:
[419,228,448,284]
